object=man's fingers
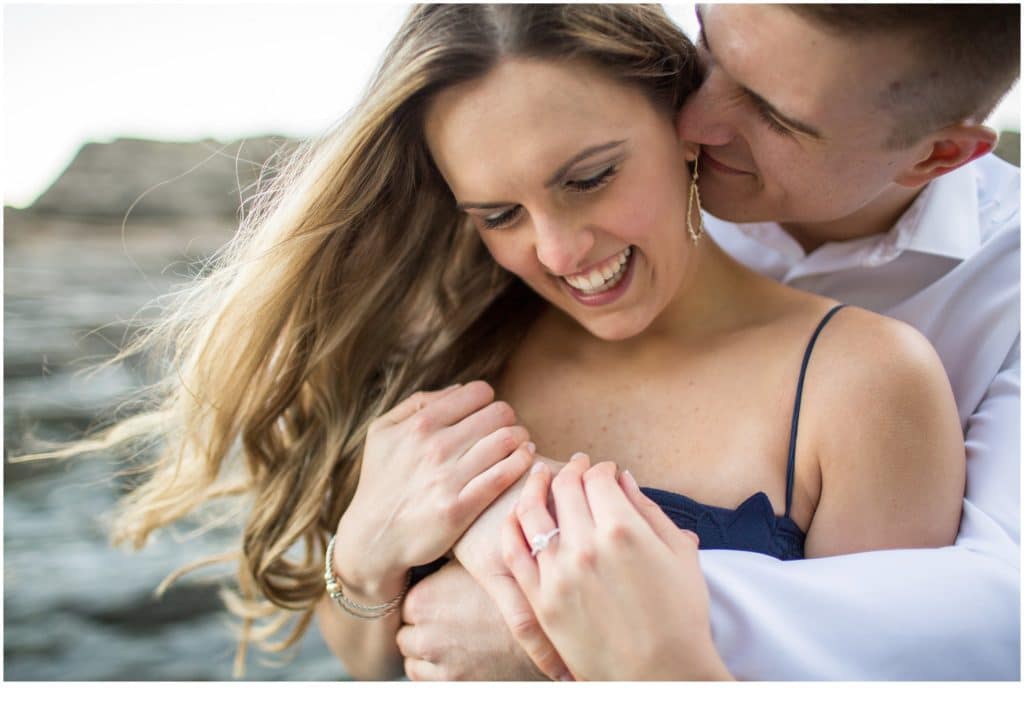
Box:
[403,656,445,681]
[395,624,429,662]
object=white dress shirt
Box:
[701,153,1021,680]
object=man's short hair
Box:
[787,4,1021,148]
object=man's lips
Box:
[701,151,752,176]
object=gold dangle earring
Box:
[687,149,705,245]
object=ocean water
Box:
[3,211,346,680]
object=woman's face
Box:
[425,58,696,341]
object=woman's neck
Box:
[542,234,775,363]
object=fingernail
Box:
[558,672,574,682]
[531,461,546,474]
[623,469,638,488]
[526,441,536,454]
[570,452,587,461]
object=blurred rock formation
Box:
[4,135,345,681]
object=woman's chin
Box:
[574,315,649,343]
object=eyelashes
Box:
[480,164,619,230]
[482,206,521,230]
[566,164,618,192]
[753,100,792,136]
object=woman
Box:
[55,4,964,680]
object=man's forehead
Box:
[697,4,911,139]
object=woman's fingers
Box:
[382,382,465,426]
[581,461,648,530]
[502,505,540,597]
[386,380,496,432]
[483,566,571,681]
[448,397,519,458]
[619,469,700,550]
[550,453,594,546]
[515,462,561,563]
[458,441,535,517]
[417,380,498,428]
[455,423,530,482]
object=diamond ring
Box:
[530,527,560,557]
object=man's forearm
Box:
[961,351,1020,545]
[703,545,1019,680]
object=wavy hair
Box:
[42,4,701,675]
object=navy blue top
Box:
[639,304,846,561]
[409,305,846,582]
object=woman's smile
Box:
[560,245,636,306]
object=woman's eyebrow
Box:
[542,140,626,188]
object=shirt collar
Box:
[725,162,983,270]
[889,162,982,261]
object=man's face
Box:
[677,4,927,237]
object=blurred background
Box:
[3,2,1020,681]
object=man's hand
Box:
[397,560,546,680]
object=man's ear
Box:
[894,123,998,188]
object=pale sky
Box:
[3,2,1019,209]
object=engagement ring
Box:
[530,527,560,557]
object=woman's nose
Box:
[533,216,595,277]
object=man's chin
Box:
[701,198,774,224]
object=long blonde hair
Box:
[44,4,701,675]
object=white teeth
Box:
[563,246,633,294]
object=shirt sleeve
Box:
[702,344,1021,680]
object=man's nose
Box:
[533,215,595,277]
[676,77,735,147]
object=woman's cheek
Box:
[604,186,663,247]
[478,232,531,276]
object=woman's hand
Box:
[501,454,732,681]
[452,453,573,682]
[334,381,535,597]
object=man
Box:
[396,4,1020,680]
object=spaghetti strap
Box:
[784,304,846,518]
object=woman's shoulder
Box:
[795,303,965,554]
[804,303,947,397]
